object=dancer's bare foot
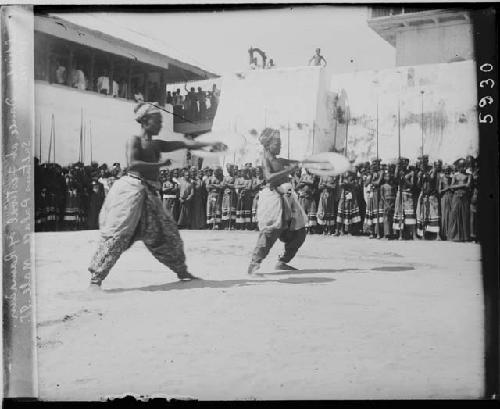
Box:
[177,271,200,281]
[88,282,102,291]
[247,262,260,275]
[275,262,298,271]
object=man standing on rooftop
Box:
[309,48,327,67]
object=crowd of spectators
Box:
[168,83,220,122]
[44,59,221,125]
[45,60,172,104]
[35,158,122,232]
[35,154,479,243]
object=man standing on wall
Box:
[309,48,327,67]
[87,101,226,288]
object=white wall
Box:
[396,22,474,66]
[330,60,478,164]
[203,66,336,168]
[35,81,188,167]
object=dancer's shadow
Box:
[261,268,362,276]
[106,276,335,293]
[370,266,415,272]
[262,265,415,276]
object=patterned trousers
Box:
[89,176,188,283]
[251,227,306,265]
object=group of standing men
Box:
[275,155,478,242]
[160,164,265,231]
[157,154,478,243]
[167,84,220,122]
[34,159,122,232]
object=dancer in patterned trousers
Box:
[88,100,225,288]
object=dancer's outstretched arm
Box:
[153,139,226,153]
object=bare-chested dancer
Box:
[247,128,308,275]
[88,101,225,288]
[309,48,327,67]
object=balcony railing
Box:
[369,7,430,19]
[172,104,218,136]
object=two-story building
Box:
[367,7,473,66]
[34,13,218,167]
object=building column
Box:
[45,41,52,83]
[143,70,149,101]
[159,70,166,106]
[127,60,133,100]
[88,51,95,91]
[108,58,114,96]
[66,49,74,86]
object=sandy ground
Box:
[35,229,484,401]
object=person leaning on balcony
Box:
[166,91,173,105]
[112,80,119,98]
[208,84,220,116]
[184,85,198,121]
[174,89,184,106]
[55,60,67,84]
[97,74,110,94]
[70,67,86,90]
[118,78,128,98]
[197,87,207,120]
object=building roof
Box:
[367,8,471,47]
[35,13,218,79]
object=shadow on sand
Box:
[261,265,415,276]
[262,268,362,276]
[105,265,416,294]
[105,275,336,293]
[370,266,415,272]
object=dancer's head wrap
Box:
[259,128,280,149]
[134,99,161,123]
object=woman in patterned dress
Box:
[206,167,223,229]
[177,168,194,229]
[365,160,383,239]
[470,166,479,242]
[448,159,471,242]
[336,171,361,235]
[393,159,417,240]
[439,164,454,240]
[297,169,318,233]
[316,175,337,235]
[221,165,237,230]
[251,166,265,230]
[162,170,180,222]
[379,171,395,239]
[190,168,207,230]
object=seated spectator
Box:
[97,75,110,94]
[112,80,119,97]
[70,68,86,90]
[55,61,67,84]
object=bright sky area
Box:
[56,6,395,77]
